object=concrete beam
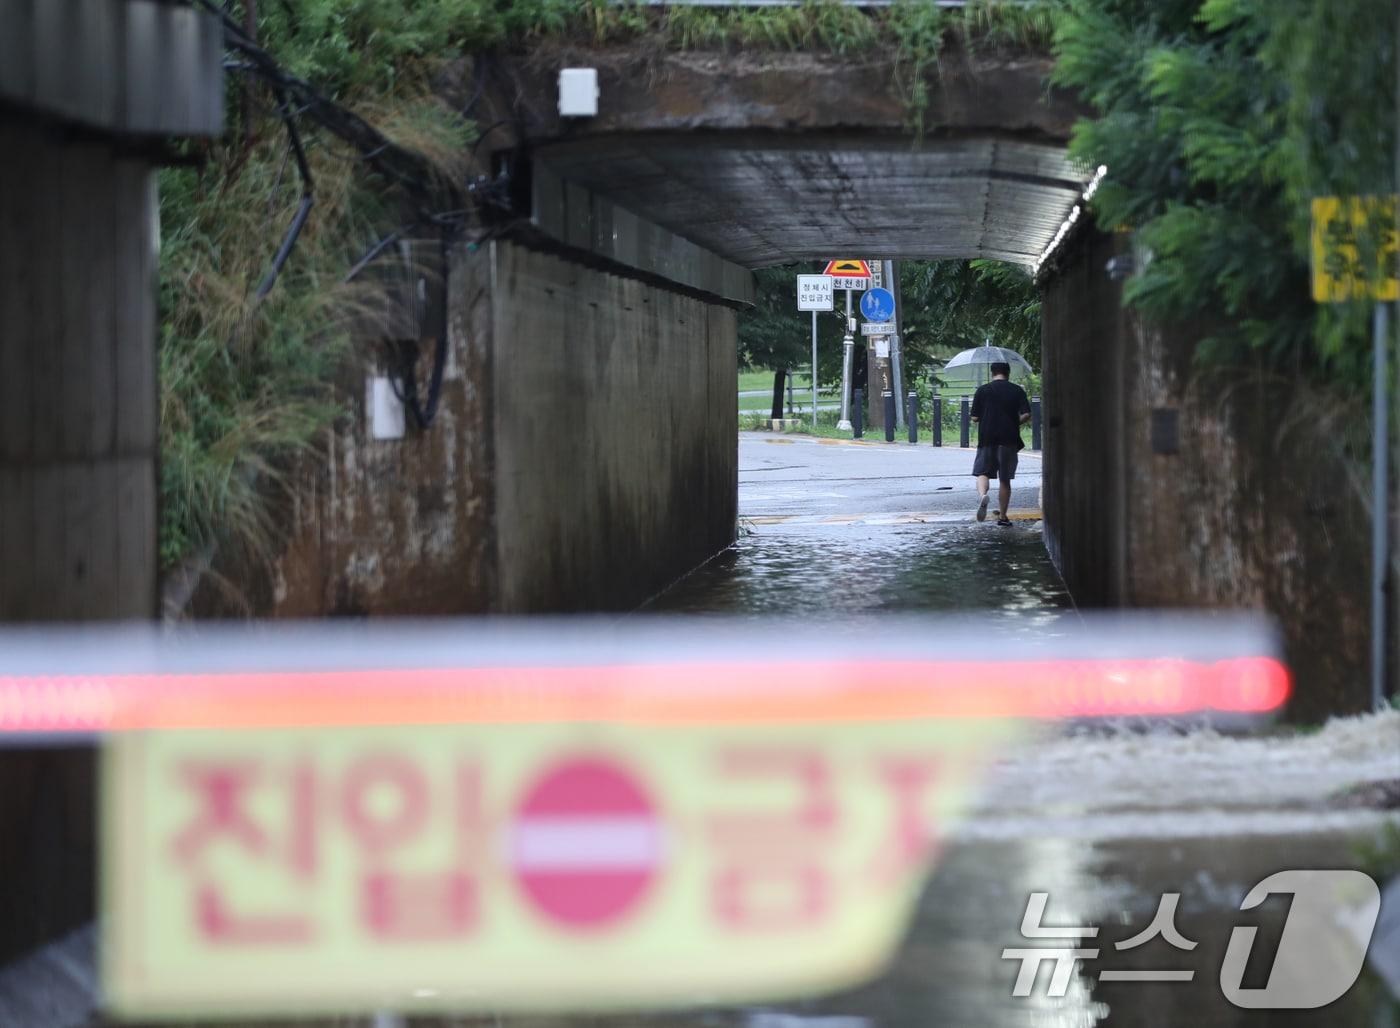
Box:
[0,0,223,139]
[477,42,1087,270]
[490,43,1080,142]
[535,131,1086,268]
[530,160,755,305]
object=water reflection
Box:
[643,521,1398,1026]
[646,522,1071,627]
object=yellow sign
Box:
[104,718,1029,1019]
[1311,195,1399,303]
[822,259,872,277]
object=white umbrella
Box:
[938,345,1034,382]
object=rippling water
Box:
[640,515,1400,1027]
[647,521,1071,626]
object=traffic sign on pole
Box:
[823,259,871,291]
[859,288,895,323]
[797,275,834,311]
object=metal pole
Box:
[786,365,794,415]
[1375,301,1390,711]
[853,387,865,438]
[887,260,906,430]
[1392,2,1400,706]
[960,397,970,448]
[811,309,819,425]
[933,394,942,447]
[837,290,854,431]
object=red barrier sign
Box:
[511,756,663,930]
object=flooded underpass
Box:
[634,433,1400,1026]
[62,434,1399,1028]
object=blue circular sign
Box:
[860,287,895,323]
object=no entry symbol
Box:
[509,756,664,931]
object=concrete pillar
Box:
[0,120,157,622]
[0,117,159,968]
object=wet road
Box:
[640,433,1400,1026]
[648,434,1065,620]
[80,435,1400,1028]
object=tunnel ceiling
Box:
[535,132,1089,268]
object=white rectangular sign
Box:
[831,275,869,291]
[860,322,894,336]
[797,275,834,311]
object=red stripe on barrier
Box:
[0,657,1291,733]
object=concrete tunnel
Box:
[0,22,1375,1006]
[236,46,1123,621]
[269,45,1354,722]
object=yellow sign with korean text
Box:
[103,718,1029,1019]
[1310,195,1399,303]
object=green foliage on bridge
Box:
[156,0,1062,575]
[1053,0,1394,379]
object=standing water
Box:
[642,433,1400,1026]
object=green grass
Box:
[739,390,838,412]
[740,405,1037,448]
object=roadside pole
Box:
[886,259,906,431]
[838,288,854,430]
[796,273,834,426]
[1314,196,1398,710]
[1375,301,1390,711]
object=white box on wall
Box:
[369,376,405,440]
[559,68,598,117]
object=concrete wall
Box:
[1041,229,1371,719]
[0,119,158,622]
[1040,229,1127,606]
[242,239,739,616]
[0,117,157,964]
[225,240,499,617]
[491,241,738,611]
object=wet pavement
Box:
[77,434,1400,1027]
[647,434,1065,621]
[638,432,1400,1027]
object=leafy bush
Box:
[1052,0,1395,376]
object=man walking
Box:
[970,361,1032,527]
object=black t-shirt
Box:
[971,378,1031,450]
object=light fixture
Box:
[1034,165,1109,277]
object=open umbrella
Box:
[938,344,1034,383]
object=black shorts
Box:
[972,444,1019,482]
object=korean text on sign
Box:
[797,275,834,311]
[105,720,1023,1015]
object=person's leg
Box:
[972,447,995,521]
[996,447,1017,525]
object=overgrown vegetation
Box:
[158,3,485,572]
[1051,0,1395,377]
[159,0,1061,575]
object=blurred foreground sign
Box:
[1311,195,1399,303]
[106,718,1019,1017]
[0,617,1289,1018]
